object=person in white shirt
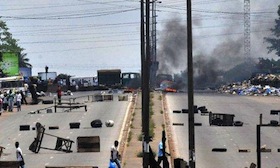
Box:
[16,92,22,111]
[110,140,121,168]
[15,141,25,168]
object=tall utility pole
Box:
[150,0,160,88]
[244,0,251,60]
[187,0,195,167]
[141,0,151,167]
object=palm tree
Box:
[19,52,32,68]
[0,19,32,68]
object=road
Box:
[0,91,132,168]
[166,92,280,168]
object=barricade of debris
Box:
[218,74,280,96]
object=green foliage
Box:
[223,60,256,82]
[0,19,31,68]
[137,134,142,141]
[264,5,280,56]
[128,131,132,143]
[136,151,143,157]
[149,119,155,138]
[257,58,280,72]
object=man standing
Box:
[15,141,25,168]
[158,140,170,168]
[56,85,62,104]
[16,91,22,112]
[111,140,121,168]
[157,141,164,166]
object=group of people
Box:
[0,89,27,115]
[14,139,167,168]
[109,140,169,168]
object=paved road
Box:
[0,91,132,168]
[166,92,280,168]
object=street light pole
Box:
[45,66,49,82]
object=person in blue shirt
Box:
[158,141,170,167]
[157,141,164,165]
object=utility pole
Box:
[244,0,251,60]
[187,0,195,167]
[150,0,160,88]
[141,0,151,167]
[257,114,262,168]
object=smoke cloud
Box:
[157,17,187,75]
[157,1,279,89]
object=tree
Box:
[19,53,32,68]
[0,18,32,68]
[264,5,280,56]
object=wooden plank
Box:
[77,136,100,152]
[0,161,20,168]
[46,166,98,168]
[19,125,30,131]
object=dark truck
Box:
[97,69,121,88]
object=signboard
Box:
[38,72,57,81]
[0,52,19,76]
[19,67,32,82]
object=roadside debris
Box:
[218,74,280,96]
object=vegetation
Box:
[0,19,31,68]
[127,131,132,145]
[137,92,156,141]
[136,151,143,157]
[264,5,280,57]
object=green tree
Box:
[19,53,32,68]
[0,18,32,68]
[264,5,280,56]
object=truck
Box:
[97,69,121,88]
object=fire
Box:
[165,87,177,92]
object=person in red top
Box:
[57,86,62,104]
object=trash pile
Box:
[218,74,280,96]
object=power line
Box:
[2,8,139,20]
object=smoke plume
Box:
[157,1,279,89]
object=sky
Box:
[0,0,279,77]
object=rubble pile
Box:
[218,74,280,96]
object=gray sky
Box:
[0,0,279,77]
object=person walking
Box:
[15,141,25,168]
[56,85,62,104]
[110,140,121,168]
[20,90,27,105]
[16,91,22,112]
[157,141,170,168]
[0,95,2,116]
[157,141,164,166]
[3,92,8,111]
[8,90,14,112]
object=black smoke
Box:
[156,1,280,90]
